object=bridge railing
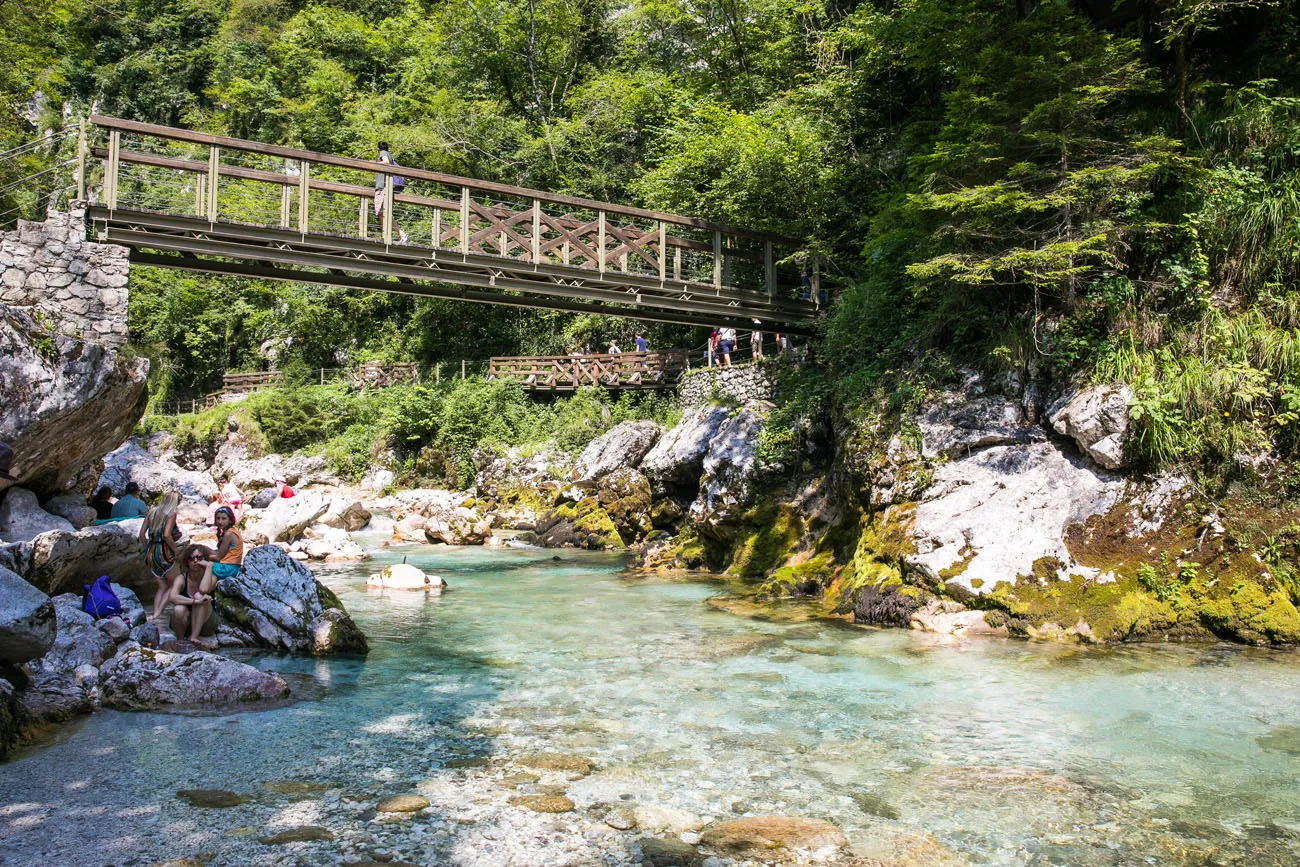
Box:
[489,351,689,390]
[84,115,820,305]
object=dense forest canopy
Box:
[4,0,1300,474]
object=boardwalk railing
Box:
[355,361,418,388]
[79,116,820,333]
[489,351,688,391]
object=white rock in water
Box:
[366,563,446,591]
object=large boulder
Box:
[425,507,491,545]
[212,545,367,655]
[366,563,446,591]
[212,439,339,489]
[918,395,1042,459]
[641,405,732,496]
[0,488,74,542]
[1048,384,1132,470]
[248,492,328,544]
[0,304,148,500]
[596,468,653,543]
[0,566,55,663]
[24,519,149,597]
[569,421,661,482]
[98,643,290,709]
[41,494,97,530]
[319,496,371,532]
[296,523,369,561]
[906,441,1125,597]
[30,593,117,673]
[98,438,219,502]
[688,407,765,534]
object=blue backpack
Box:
[82,575,123,619]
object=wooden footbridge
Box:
[76,117,820,333]
[489,351,687,391]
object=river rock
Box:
[362,468,395,491]
[700,816,848,859]
[1049,384,1132,470]
[376,793,430,813]
[176,789,245,808]
[248,493,328,544]
[366,563,445,591]
[212,544,367,655]
[24,519,150,597]
[257,826,333,844]
[0,565,55,663]
[641,405,733,496]
[247,487,277,510]
[298,523,368,561]
[0,304,148,501]
[98,438,218,502]
[319,496,371,531]
[308,608,369,654]
[0,541,32,578]
[632,806,707,834]
[99,642,290,709]
[570,420,662,482]
[0,488,74,543]
[906,441,1124,596]
[41,494,97,530]
[909,600,1006,637]
[34,593,118,672]
[688,407,765,534]
[638,837,704,867]
[510,794,575,813]
[392,513,428,543]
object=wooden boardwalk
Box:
[80,116,820,334]
[489,352,688,391]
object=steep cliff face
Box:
[0,211,145,501]
[0,305,148,499]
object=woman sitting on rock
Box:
[90,485,114,521]
[200,505,245,592]
[167,543,216,644]
[140,490,182,621]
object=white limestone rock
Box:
[0,488,74,543]
[569,420,661,482]
[1049,384,1133,470]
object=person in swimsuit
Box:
[139,490,181,620]
[167,543,216,642]
[199,506,245,594]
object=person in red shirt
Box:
[275,477,296,499]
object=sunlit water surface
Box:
[3,542,1300,865]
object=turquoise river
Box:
[1,542,1298,866]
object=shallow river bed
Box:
[1,544,1299,866]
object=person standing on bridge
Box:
[750,319,764,361]
[374,142,410,244]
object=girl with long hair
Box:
[139,490,181,620]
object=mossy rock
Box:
[1199,581,1300,644]
[572,498,624,549]
[727,504,804,581]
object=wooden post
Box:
[435,363,440,384]
[320,368,325,386]
[723,239,731,288]
[460,187,470,254]
[195,173,205,216]
[674,246,682,281]
[280,185,291,228]
[764,241,775,298]
[532,199,541,263]
[658,221,667,283]
[712,230,722,291]
[432,207,441,249]
[75,119,87,201]
[205,145,220,222]
[461,359,466,380]
[382,174,394,246]
[359,195,368,238]
[105,129,120,210]
[812,254,822,308]
[598,211,607,274]
[296,161,310,232]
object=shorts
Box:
[212,562,242,579]
[718,340,734,354]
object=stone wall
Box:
[678,363,776,407]
[0,206,129,348]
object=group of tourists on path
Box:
[707,320,787,367]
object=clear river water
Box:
[2,542,1300,866]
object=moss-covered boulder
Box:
[536,498,624,550]
[597,468,653,544]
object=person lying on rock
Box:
[140,490,182,621]
[167,543,217,644]
[199,506,245,594]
